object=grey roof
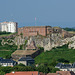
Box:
[61,64,72,68]
[55,62,75,69]
[18,57,34,61]
[56,63,72,69]
[0,58,16,63]
[0,57,3,60]
[56,63,63,67]
[0,57,2,59]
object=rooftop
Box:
[47,71,75,75]
[55,63,73,69]
[18,57,34,61]
[5,71,39,75]
[19,26,52,28]
[12,50,38,56]
[0,57,16,63]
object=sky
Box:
[0,0,75,28]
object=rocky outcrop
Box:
[1,33,75,51]
[26,33,72,51]
[68,36,75,49]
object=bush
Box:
[57,58,69,63]
[0,31,11,35]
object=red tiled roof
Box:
[47,73,56,75]
[56,71,71,75]
[39,72,46,75]
[47,71,75,75]
[5,71,39,75]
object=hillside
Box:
[0,39,17,58]
[35,44,75,64]
[63,27,75,31]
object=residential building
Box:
[0,21,18,33]
[11,50,40,60]
[55,63,72,69]
[18,56,34,66]
[0,57,17,67]
[5,71,45,75]
[55,63,75,73]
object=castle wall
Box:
[18,26,52,37]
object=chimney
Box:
[12,71,15,73]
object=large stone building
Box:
[18,26,53,37]
[18,26,72,38]
[0,21,18,33]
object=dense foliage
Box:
[0,65,60,74]
[0,51,12,58]
[0,31,11,35]
[35,44,75,64]
[63,27,75,31]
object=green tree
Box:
[17,63,25,66]
[0,71,5,75]
[5,55,11,59]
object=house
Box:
[0,21,18,33]
[11,50,40,60]
[47,71,75,75]
[5,71,45,75]
[55,63,72,69]
[55,63,75,73]
[18,56,35,66]
[0,57,17,67]
[55,63,63,68]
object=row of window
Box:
[20,29,44,33]
[0,63,13,65]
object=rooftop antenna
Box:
[10,14,14,22]
[35,17,36,26]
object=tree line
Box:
[0,31,11,35]
[0,63,60,75]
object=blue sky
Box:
[0,0,75,28]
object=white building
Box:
[0,22,18,33]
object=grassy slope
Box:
[35,45,75,64]
[0,33,15,37]
[0,51,12,58]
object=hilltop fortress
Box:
[1,25,75,51]
[16,26,75,51]
[18,26,73,38]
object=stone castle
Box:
[18,26,72,38]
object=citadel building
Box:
[18,26,71,38]
[18,26,53,37]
